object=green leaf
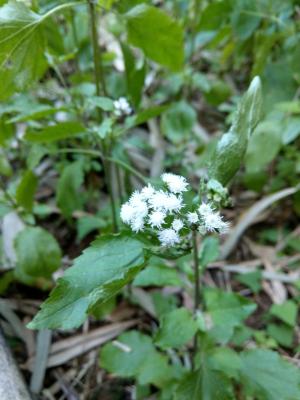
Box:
[240,349,300,400]
[270,300,298,327]
[155,308,197,349]
[56,161,84,218]
[125,4,184,71]
[133,262,181,287]
[14,227,61,280]
[0,1,47,100]
[267,323,294,348]
[123,104,169,131]
[209,76,263,185]
[16,170,38,212]
[86,96,115,112]
[175,368,234,400]
[205,288,256,344]
[236,270,262,293]
[161,101,197,144]
[199,236,219,268]
[100,330,174,387]
[282,117,300,144]
[28,235,145,330]
[231,0,261,40]
[121,42,146,108]
[24,122,85,143]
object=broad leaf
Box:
[100,330,175,387]
[199,236,219,268]
[0,1,46,99]
[28,235,145,330]
[155,308,197,349]
[56,161,85,218]
[125,4,184,71]
[24,122,85,143]
[205,288,256,344]
[270,300,298,327]
[14,227,61,280]
[209,76,262,185]
[240,349,300,400]
[16,170,37,212]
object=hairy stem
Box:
[192,228,200,369]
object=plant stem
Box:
[87,0,117,231]
[192,228,200,369]
[87,0,107,97]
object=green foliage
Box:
[14,226,61,281]
[155,308,197,349]
[133,261,181,287]
[270,300,298,327]
[56,161,85,218]
[28,235,145,329]
[0,1,46,99]
[209,76,263,185]
[125,4,184,71]
[240,349,300,400]
[199,236,219,268]
[161,101,196,143]
[16,170,38,212]
[100,330,176,387]
[24,122,85,143]
[205,288,256,344]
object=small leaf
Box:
[161,101,197,143]
[28,235,145,330]
[100,330,174,387]
[236,270,262,293]
[86,96,115,112]
[270,300,298,327]
[56,161,85,218]
[155,308,197,349]
[14,227,61,280]
[16,170,38,212]
[125,4,184,71]
[240,349,300,400]
[209,76,263,185]
[267,323,294,348]
[24,122,85,143]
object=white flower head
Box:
[149,210,166,228]
[172,218,184,232]
[158,228,180,247]
[187,212,198,224]
[161,173,189,194]
[120,203,136,225]
[149,190,170,211]
[163,193,184,214]
[198,202,214,216]
[203,212,229,233]
[141,184,156,201]
[131,216,145,233]
[113,97,132,117]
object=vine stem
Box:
[87,0,117,232]
[192,228,200,369]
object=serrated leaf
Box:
[24,122,85,143]
[125,4,184,71]
[28,235,145,330]
[205,288,256,344]
[16,170,38,212]
[209,76,263,185]
[240,349,300,400]
[155,308,197,349]
[100,330,175,387]
[14,227,61,280]
[0,0,47,100]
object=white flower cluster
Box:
[120,173,229,247]
[113,97,132,117]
